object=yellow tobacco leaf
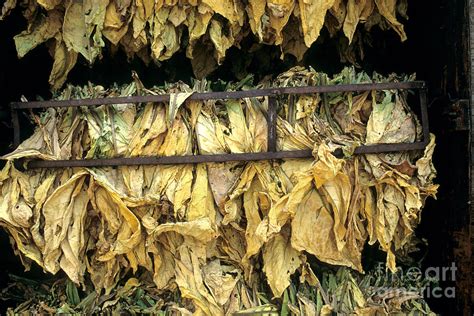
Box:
[128,104,167,156]
[49,36,78,90]
[298,0,337,47]
[30,173,56,252]
[196,110,245,213]
[374,0,407,41]
[209,20,235,65]
[158,114,192,156]
[268,0,295,45]
[319,170,352,251]
[63,0,90,61]
[277,120,314,150]
[343,0,368,44]
[2,109,61,161]
[4,225,43,271]
[170,165,194,219]
[299,262,319,286]
[366,91,416,146]
[246,0,266,39]
[263,228,301,297]
[196,111,228,154]
[360,0,375,21]
[281,17,308,61]
[86,254,122,294]
[151,239,176,289]
[151,8,181,61]
[84,0,109,63]
[168,5,187,27]
[219,228,246,278]
[397,0,408,20]
[312,143,345,188]
[202,260,240,306]
[291,186,362,271]
[42,171,88,279]
[153,218,217,243]
[245,98,268,152]
[416,134,437,186]
[0,163,27,228]
[224,100,253,153]
[126,234,152,272]
[224,163,257,225]
[132,0,154,40]
[329,0,347,30]
[202,0,242,25]
[175,245,223,315]
[1,0,17,19]
[168,92,194,126]
[207,162,243,210]
[185,7,212,58]
[188,164,217,225]
[103,1,130,45]
[241,174,266,275]
[37,0,62,10]
[90,183,142,262]
[13,9,62,58]
[298,293,317,316]
[295,95,320,120]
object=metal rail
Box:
[10,81,429,169]
[10,81,425,110]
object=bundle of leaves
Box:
[0,67,437,315]
[1,0,408,88]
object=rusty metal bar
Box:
[24,141,428,168]
[419,88,430,145]
[353,142,427,154]
[267,96,277,152]
[26,150,314,168]
[10,81,425,109]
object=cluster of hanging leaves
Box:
[0,67,438,314]
[1,0,408,89]
[1,263,435,315]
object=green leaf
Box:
[280,289,289,316]
[66,280,80,306]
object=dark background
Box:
[0,0,471,314]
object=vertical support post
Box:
[419,87,430,145]
[11,108,20,148]
[288,94,295,125]
[267,96,277,152]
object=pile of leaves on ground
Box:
[0,67,438,315]
[1,0,408,88]
[1,263,436,315]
